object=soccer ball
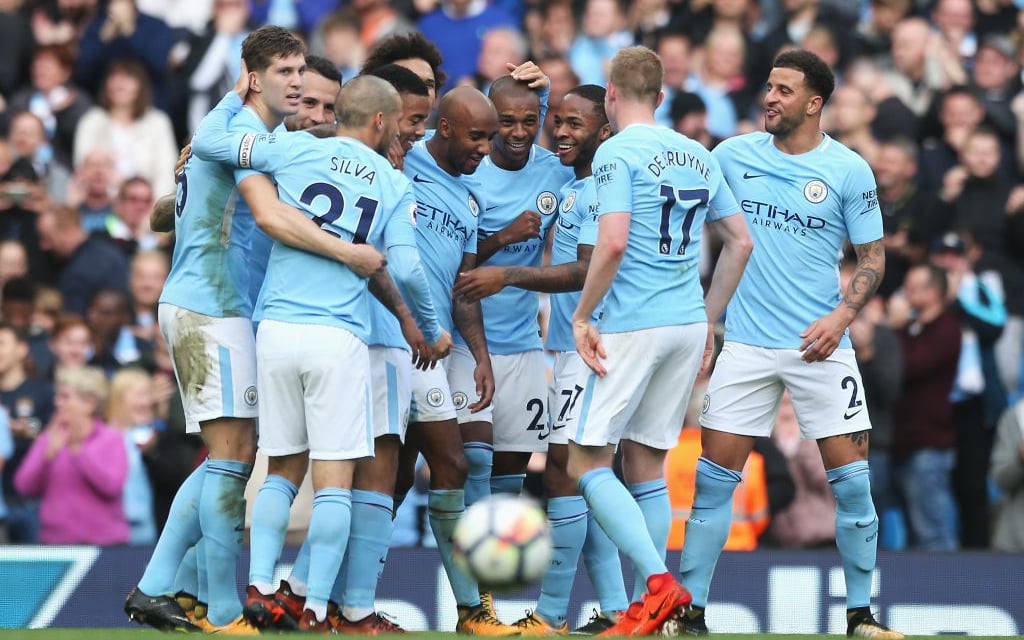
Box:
[452,494,553,590]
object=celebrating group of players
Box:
[122,21,904,640]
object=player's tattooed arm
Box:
[843,238,885,314]
[453,252,495,412]
[369,271,434,370]
[799,238,885,363]
[150,194,176,232]
[454,244,592,303]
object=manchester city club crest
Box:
[537,191,557,215]
[244,386,258,406]
[426,388,445,407]
[701,393,710,414]
[468,194,479,217]
[561,190,577,213]
[803,179,828,203]
[452,392,469,410]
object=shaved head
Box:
[336,75,402,128]
[488,75,539,107]
[438,85,496,126]
[433,86,498,175]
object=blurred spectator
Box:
[136,0,212,36]
[0,0,35,97]
[536,56,579,150]
[528,0,575,60]
[4,44,94,168]
[629,0,679,50]
[104,176,161,256]
[0,404,11,543]
[8,111,71,202]
[990,399,1024,552]
[2,278,55,378]
[871,137,940,298]
[843,259,903,548]
[66,148,119,233]
[687,26,752,139]
[932,230,1008,548]
[361,30,447,102]
[756,0,855,85]
[74,0,178,108]
[765,392,836,548]
[105,367,157,544]
[472,27,527,93]
[930,0,977,63]
[0,240,28,291]
[352,0,412,51]
[970,35,1021,144]
[890,263,961,550]
[418,0,515,91]
[882,17,963,121]
[36,203,129,315]
[128,250,168,346]
[73,59,177,198]
[46,314,92,381]
[316,10,364,81]
[844,56,920,141]
[248,0,339,38]
[0,159,50,280]
[568,0,633,86]
[824,85,879,165]
[86,288,155,377]
[669,91,720,150]
[854,0,911,61]
[653,31,691,128]
[171,0,252,138]
[0,321,54,543]
[32,286,62,336]
[920,88,1013,191]
[30,0,99,47]
[800,24,841,81]
[14,366,130,545]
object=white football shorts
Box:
[158,303,258,434]
[700,341,873,439]
[370,345,412,442]
[547,351,588,446]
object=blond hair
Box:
[106,367,153,427]
[56,366,109,414]
[609,46,663,106]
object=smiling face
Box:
[254,52,307,118]
[284,69,340,131]
[552,92,609,175]
[398,91,432,153]
[763,66,815,139]
[490,92,540,170]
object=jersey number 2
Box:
[300,182,379,243]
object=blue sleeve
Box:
[536,83,549,143]
[389,244,443,344]
[708,159,740,221]
[190,92,246,164]
[593,143,633,215]
[843,157,883,245]
[73,20,105,90]
[0,410,13,460]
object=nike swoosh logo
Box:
[844,409,863,420]
[855,519,876,528]
[485,205,500,211]
[648,601,665,620]
[743,172,765,179]
[413,175,433,183]
[551,423,566,431]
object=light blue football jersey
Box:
[244,120,287,308]
[402,140,479,333]
[591,124,740,333]
[459,146,573,354]
[159,105,269,318]
[713,132,882,349]
[223,131,418,343]
[546,176,599,353]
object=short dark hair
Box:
[565,84,608,125]
[669,91,706,123]
[363,63,429,97]
[772,49,835,104]
[242,25,306,73]
[362,32,447,89]
[305,54,342,84]
[2,277,36,304]
[100,58,153,119]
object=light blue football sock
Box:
[288,539,310,596]
[138,460,206,596]
[463,442,493,507]
[200,459,252,626]
[628,479,670,602]
[490,473,526,496]
[428,489,479,607]
[582,510,628,614]
[249,475,298,590]
[579,468,665,582]
[305,488,352,620]
[678,457,741,608]
[338,490,394,619]
[828,461,877,609]
[172,544,199,598]
[196,538,208,604]
[535,496,588,626]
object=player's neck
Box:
[426,137,459,176]
[771,127,824,155]
[245,98,285,132]
[612,103,658,130]
[490,149,527,172]
[337,125,374,149]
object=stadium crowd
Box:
[0,0,1022,591]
